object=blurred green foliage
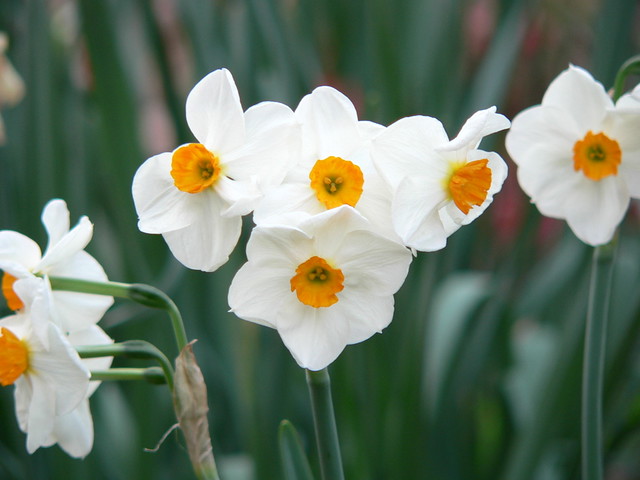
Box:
[1,0,639,479]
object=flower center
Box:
[0,327,29,386]
[290,256,344,308]
[573,131,621,181]
[447,159,492,215]
[309,156,364,209]
[2,272,24,311]
[171,143,222,193]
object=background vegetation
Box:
[1,0,639,479]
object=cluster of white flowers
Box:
[132,69,511,371]
[0,199,113,458]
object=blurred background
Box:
[1,0,640,479]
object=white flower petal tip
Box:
[228,206,412,370]
[506,65,640,246]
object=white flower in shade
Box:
[505,65,640,246]
[370,107,510,251]
[132,68,300,272]
[25,325,113,459]
[0,277,91,456]
[228,206,412,371]
[0,199,113,334]
[253,86,398,241]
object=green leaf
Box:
[279,420,315,480]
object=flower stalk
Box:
[89,367,166,384]
[581,241,616,480]
[76,340,174,390]
[47,277,188,352]
[306,368,345,480]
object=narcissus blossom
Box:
[228,206,412,371]
[253,86,398,241]
[0,199,113,333]
[132,68,299,271]
[506,65,640,246]
[0,277,91,455]
[371,107,510,251]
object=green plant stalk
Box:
[76,340,175,390]
[582,243,616,480]
[47,276,188,352]
[306,368,344,480]
[90,367,166,384]
[612,54,640,102]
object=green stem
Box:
[612,54,640,102]
[48,276,188,352]
[90,367,166,384]
[582,243,616,480]
[306,368,344,480]
[76,340,174,390]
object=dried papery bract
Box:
[173,341,219,480]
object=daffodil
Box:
[505,65,640,246]
[0,277,91,455]
[132,68,300,271]
[0,199,113,333]
[228,206,412,371]
[370,107,510,251]
[252,86,398,241]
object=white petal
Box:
[253,183,323,225]
[214,175,262,217]
[337,230,411,295]
[541,65,612,132]
[392,176,449,251]
[277,300,349,370]
[132,152,198,233]
[228,262,291,328]
[371,115,448,189]
[563,177,629,245]
[47,251,113,332]
[186,68,245,153]
[23,374,57,453]
[0,231,42,273]
[295,86,362,159]
[441,106,510,156]
[29,323,90,416]
[41,199,71,247]
[67,325,113,396]
[224,101,300,188]
[247,223,313,267]
[334,292,395,344]
[506,104,581,167]
[162,191,242,272]
[53,399,93,458]
[300,206,371,260]
[37,217,93,274]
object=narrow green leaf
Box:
[279,420,315,480]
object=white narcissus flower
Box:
[253,86,398,241]
[0,277,91,456]
[228,206,412,371]
[132,68,300,272]
[371,107,510,251]
[505,65,640,246]
[0,199,113,334]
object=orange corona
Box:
[447,159,492,215]
[290,256,344,308]
[171,143,222,193]
[573,131,621,181]
[309,156,364,209]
